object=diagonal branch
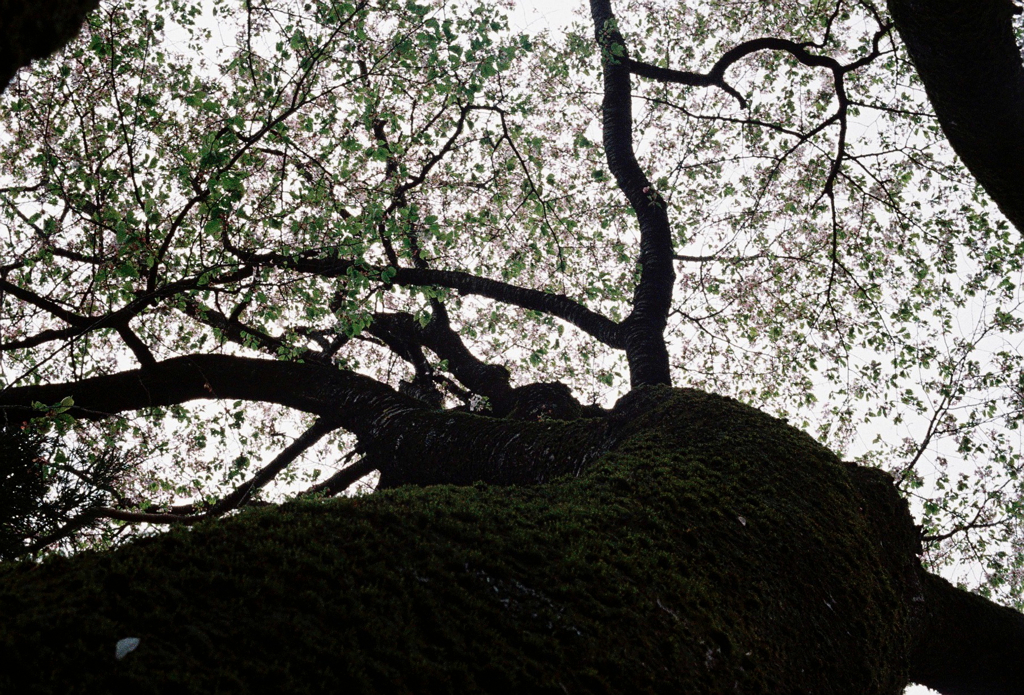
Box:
[114,322,157,367]
[626,37,839,109]
[177,298,319,362]
[173,416,345,518]
[24,413,357,532]
[0,278,89,327]
[298,455,378,498]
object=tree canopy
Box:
[2,0,1024,683]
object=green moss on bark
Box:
[0,388,920,693]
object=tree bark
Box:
[590,0,675,387]
[0,355,618,488]
[887,0,1024,233]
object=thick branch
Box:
[627,37,837,102]
[628,57,746,106]
[370,308,513,403]
[0,0,99,91]
[590,0,675,387]
[366,313,435,380]
[421,301,513,402]
[0,354,418,442]
[393,268,624,349]
[887,0,1024,232]
[114,323,157,368]
[910,570,1024,695]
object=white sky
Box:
[506,1,582,35]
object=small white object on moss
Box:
[115,637,140,660]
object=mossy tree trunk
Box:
[2,386,1021,694]
[0,0,99,90]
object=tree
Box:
[1,0,1024,692]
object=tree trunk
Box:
[887,0,1024,233]
[4,386,997,695]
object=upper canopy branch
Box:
[626,26,892,110]
[632,16,891,313]
[221,240,626,349]
[0,266,254,354]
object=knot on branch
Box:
[398,377,444,409]
[502,382,585,421]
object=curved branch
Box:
[590,0,674,386]
[627,37,838,110]
[221,244,625,349]
[420,301,513,401]
[630,29,891,91]
[366,313,435,377]
[395,268,625,348]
